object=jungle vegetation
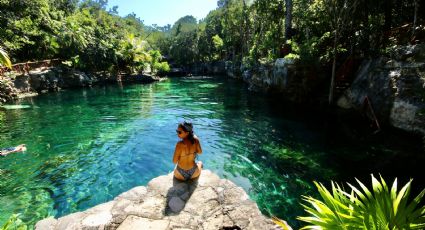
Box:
[1,0,424,228]
[1,0,423,74]
[0,0,169,74]
[3,0,421,101]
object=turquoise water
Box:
[0,76,423,228]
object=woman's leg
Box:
[191,161,203,179]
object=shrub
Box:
[298,175,425,229]
[154,61,170,74]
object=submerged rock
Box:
[35,170,281,230]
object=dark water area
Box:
[0,76,423,228]
[246,87,424,187]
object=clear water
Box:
[0,76,423,228]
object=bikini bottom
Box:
[0,147,16,156]
[176,164,198,181]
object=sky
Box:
[107,0,218,26]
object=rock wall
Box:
[155,62,226,77]
[0,67,101,103]
[337,44,425,135]
[190,61,226,75]
[0,67,162,104]
[35,170,281,230]
[227,58,321,103]
[0,77,18,103]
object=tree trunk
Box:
[413,0,418,38]
[362,0,370,54]
[384,0,392,32]
[242,0,249,59]
[329,29,338,105]
[383,0,392,48]
[285,0,293,41]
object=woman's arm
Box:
[172,143,180,164]
[196,138,202,154]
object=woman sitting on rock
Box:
[173,121,203,181]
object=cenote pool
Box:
[0,76,423,228]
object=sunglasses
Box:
[176,130,184,134]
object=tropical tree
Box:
[298,175,425,229]
[164,15,201,66]
[285,0,293,42]
[148,49,162,73]
[116,34,150,73]
[325,0,359,105]
[197,9,224,62]
[212,34,224,60]
[154,61,170,75]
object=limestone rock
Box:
[35,170,281,230]
[115,186,147,202]
[337,44,425,135]
[0,77,18,103]
[34,217,57,230]
[117,216,170,230]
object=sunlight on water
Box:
[0,77,422,228]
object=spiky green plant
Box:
[298,175,425,229]
[1,214,27,230]
[0,46,12,68]
[272,216,293,230]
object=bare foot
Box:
[197,161,203,169]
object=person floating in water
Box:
[173,121,203,181]
[0,144,27,156]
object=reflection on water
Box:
[0,76,422,228]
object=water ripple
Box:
[1,78,420,228]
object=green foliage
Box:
[1,214,27,230]
[149,0,422,72]
[148,50,162,73]
[284,53,300,60]
[171,15,198,35]
[0,46,12,68]
[212,34,224,50]
[283,39,301,60]
[212,34,224,60]
[1,0,421,73]
[241,56,255,70]
[0,0,155,73]
[154,62,170,74]
[116,34,151,73]
[298,175,425,229]
[272,216,293,230]
[62,55,81,68]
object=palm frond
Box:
[298,175,425,229]
[0,46,12,68]
[272,216,293,230]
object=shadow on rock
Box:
[164,177,199,215]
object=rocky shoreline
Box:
[0,66,165,104]
[188,44,425,136]
[1,44,424,137]
[35,170,282,230]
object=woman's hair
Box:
[179,121,195,144]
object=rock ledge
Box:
[35,170,279,230]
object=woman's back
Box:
[176,138,200,170]
[173,121,203,181]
